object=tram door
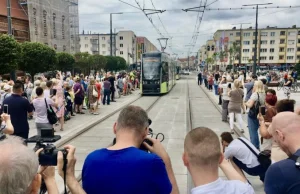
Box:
[162,61,169,91]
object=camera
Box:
[34,141,67,166]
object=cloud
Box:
[79,0,300,57]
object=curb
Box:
[199,85,246,138]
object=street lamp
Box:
[110,13,123,56]
[243,3,272,75]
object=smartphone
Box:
[260,106,266,116]
[50,89,57,96]
[3,104,8,114]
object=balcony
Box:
[278,59,285,63]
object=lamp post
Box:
[243,3,272,75]
[110,13,123,56]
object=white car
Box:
[183,71,190,75]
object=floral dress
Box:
[53,80,65,118]
[88,85,98,106]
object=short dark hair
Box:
[46,81,53,88]
[252,75,258,80]
[116,105,149,134]
[66,86,71,91]
[13,82,23,93]
[276,99,296,113]
[220,132,234,144]
[266,89,276,95]
[35,87,44,96]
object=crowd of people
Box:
[0,68,299,194]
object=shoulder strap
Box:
[44,98,49,109]
[4,93,8,99]
[238,138,259,157]
[247,85,253,95]
[289,155,300,168]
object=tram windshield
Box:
[143,57,160,80]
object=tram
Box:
[141,51,176,95]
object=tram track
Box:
[54,94,163,193]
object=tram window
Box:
[162,62,169,82]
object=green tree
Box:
[0,35,21,74]
[56,52,75,72]
[115,56,127,70]
[19,42,57,76]
[104,56,118,72]
[74,52,91,73]
[229,42,240,71]
[294,61,300,80]
[205,57,214,70]
[90,54,107,71]
[219,50,228,66]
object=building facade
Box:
[178,56,196,69]
[0,0,30,42]
[79,31,157,65]
[201,25,300,71]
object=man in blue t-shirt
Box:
[82,105,179,194]
[264,112,300,194]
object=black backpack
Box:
[248,93,261,119]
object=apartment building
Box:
[79,30,138,64]
[201,25,300,70]
[136,36,158,62]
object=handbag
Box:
[92,86,98,97]
[248,93,260,118]
[45,98,58,125]
[238,138,271,169]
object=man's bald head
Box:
[0,136,39,194]
[270,112,300,156]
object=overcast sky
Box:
[79,0,300,57]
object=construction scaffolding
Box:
[18,0,79,53]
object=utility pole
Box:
[243,3,272,75]
[231,23,251,72]
[6,0,12,36]
[110,13,123,56]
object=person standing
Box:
[203,70,208,88]
[52,73,65,131]
[208,74,214,91]
[108,74,116,102]
[87,79,99,115]
[102,78,111,105]
[197,71,202,85]
[1,82,33,139]
[228,80,245,134]
[219,77,230,122]
[73,78,85,114]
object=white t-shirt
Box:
[191,178,255,194]
[44,89,50,99]
[32,98,54,123]
[219,83,230,101]
[224,137,260,168]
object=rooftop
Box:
[216,25,300,32]
[0,0,28,21]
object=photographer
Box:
[0,113,14,135]
[0,136,85,194]
[82,105,179,194]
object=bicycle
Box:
[277,81,284,91]
[291,82,299,93]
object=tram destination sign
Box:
[143,57,160,63]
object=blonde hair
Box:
[184,127,221,168]
[233,79,241,89]
[40,82,46,89]
[89,79,95,85]
[253,80,265,93]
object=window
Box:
[261,32,268,36]
[287,56,294,60]
[212,46,215,51]
[102,51,106,55]
[297,47,300,51]
[297,55,300,60]
[260,49,267,53]
[279,55,284,60]
[298,39,300,44]
[236,32,241,37]
[260,56,267,60]
[279,47,285,52]
[269,56,274,60]
[280,31,286,36]
[243,41,250,45]
[253,40,256,44]
[288,40,295,45]
[102,37,105,40]
[270,32,275,36]
[85,37,88,40]
[85,44,88,48]
[230,33,233,36]
[120,51,123,55]
[120,36,123,40]
[120,44,123,47]
[270,48,275,53]
[280,39,285,44]
[243,49,250,53]
[207,46,211,51]
[102,44,105,48]
[253,32,257,36]
[252,48,256,52]
[270,40,275,44]
[260,40,267,45]
[298,31,300,35]
[287,48,294,52]
[242,57,249,61]
[288,32,296,36]
[244,32,251,37]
